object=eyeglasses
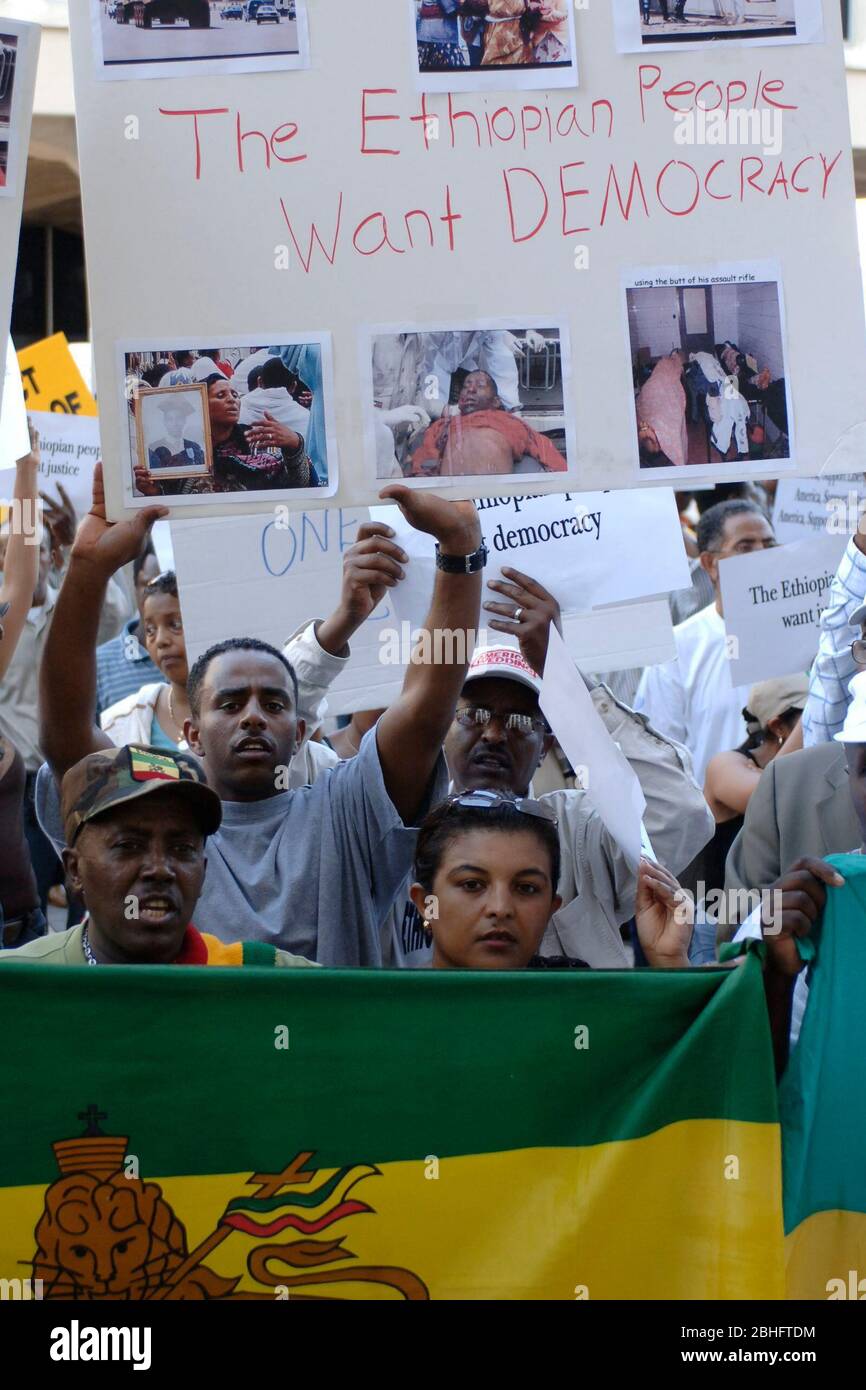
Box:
[455,705,547,737]
[852,639,866,667]
[444,789,558,826]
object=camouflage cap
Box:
[61,745,222,847]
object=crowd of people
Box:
[1,429,862,1089]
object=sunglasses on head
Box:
[444,789,558,827]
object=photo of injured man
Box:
[369,326,571,483]
[626,275,791,476]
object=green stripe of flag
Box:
[0,957,776,1188]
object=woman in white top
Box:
[100,571,189,752]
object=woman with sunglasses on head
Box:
[410,792,693,971]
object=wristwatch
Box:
[435,542,488,574]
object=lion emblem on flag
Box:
[31,1108,429,1301]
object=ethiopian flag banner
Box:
[780,854,866,1300]
[0,957,784,1300]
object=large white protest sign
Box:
[171,509,407,718]
[560,601,675,675]
[541,625,647,868]
[66,0,865,519]
[719,532,844,685]
[373,488,689,626]
[773,474,866,545]
[0,19,37,393]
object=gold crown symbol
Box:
[53,1107,128,1179]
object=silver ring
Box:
[514,608,524,623]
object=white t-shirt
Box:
[635,602,750,788]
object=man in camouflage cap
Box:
[0,745,316,969]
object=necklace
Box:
[167,687,187,744]
[82,924,99,966]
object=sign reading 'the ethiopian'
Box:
[720,532,843,685]
[66,1,865,518]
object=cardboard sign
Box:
[541,625,647,868]
[0,335,105,518]
[773,473,866,544]
[16,333,98,419]
[170,509,406,718]
[65,1,866,518]
[719,532,844,684]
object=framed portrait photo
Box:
[135,383,213,482]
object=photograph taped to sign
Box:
[624,261,793,481]
[89,0,310,81]
[120,336,337,509]
[613,0,824,53]
[411,0,579,94]
[363,321,575,490]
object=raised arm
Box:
[0,422,41,679]
[375,486,482,823]
[39,464,168,778]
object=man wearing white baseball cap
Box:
[375,628,711,968]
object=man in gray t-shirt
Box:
[37,467,485,966]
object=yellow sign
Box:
[16,334,97,418]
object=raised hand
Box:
[379,485,480,555]
[635,859,693,968]
[483,567,562,676]
[761,856,844,977]
[39,481,77,553]
[71,463,168,577]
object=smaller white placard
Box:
[171,509,407,718]
[719,532,844,685]
[773,474,866,545]
[372,487,688,622]
[540,625,646,868]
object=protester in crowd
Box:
[635,499,777,786]
[38,466,485,966]
[100,571,189,751]
[134,374,316,496]
[724,715,861,929]
[99,563,349,786]
[283,561,713,967]
[0,471,128,914]
[0,746,316,969]
[0,423,43,948]
[801,522,866,745]
[194,350,233,380]
[684,675,808,902]
[95,544,162,720]
[410,794,693,970]
[410,370,567,477]
[733,676,866,1069]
